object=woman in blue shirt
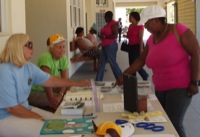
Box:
[0,33,90,137]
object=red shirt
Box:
[127,25,144,45]
[100,20,117,46]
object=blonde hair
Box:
[0,33,30,67]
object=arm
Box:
[116,45,148,86]
[111,23,119,39]
[180,29,200,97]
[124,45,148,74]
[6,104,44,120]
[40,66,63,109]
[41,76,90,88]
[60,69,69,94]
[139,29,144,54]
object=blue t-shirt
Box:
[0,63,50,119]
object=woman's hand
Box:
[188,83,199,97]
[114,75,124,87]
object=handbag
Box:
[120,39,129,52]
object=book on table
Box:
[40,117,94,135]
[60,100,85,116]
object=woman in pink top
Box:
[95,11,122,81]
[124,11,149,80]
[116,5,200,137]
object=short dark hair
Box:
[130,11,140,22]
[75,27,84,35]
[105,11,113,19]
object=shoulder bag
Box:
[120,38,129,52]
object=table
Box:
[40,88,179,137]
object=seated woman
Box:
[75,27,100,60]
[29,34,70,112]
[86,23,98,47]
[0,33,90,137]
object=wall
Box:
[0,0,26,53]
[85,0,115,33]
[25,0,86,78]
[25,0,68,64]
[177,0,196,33]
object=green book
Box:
[40,117,94,135]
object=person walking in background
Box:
[116,5,200,137]
[29,34,69,112]
[118,18,123,43]
[0,33,90,137]
[123,11,149,80]
[95,11,122,81]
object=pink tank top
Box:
[146,23,191,91]
[127,25,144,45]
[100,20,117,46]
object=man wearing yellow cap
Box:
[29,34,69,112]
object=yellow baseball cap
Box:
[48,34,66,46]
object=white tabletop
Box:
[40,92,179,137]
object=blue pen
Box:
[115,119,128,125]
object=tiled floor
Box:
[70,43,200,137]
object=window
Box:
[96,12,106,33]
[96,0,108,7]
[0,0,5,33]
[70,0,81,27]
[0,0,9,34]
[0,1,2,32]
[167,1,177,23]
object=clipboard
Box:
[123,74,138,112]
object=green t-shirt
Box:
[31,51,69,93]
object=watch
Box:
[191,80,200,86]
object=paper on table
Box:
[103,102,124,112]
[102,100,155,112]
[130,134,175,137]
[129,115,167,123]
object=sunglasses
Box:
[24,41,33,49]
